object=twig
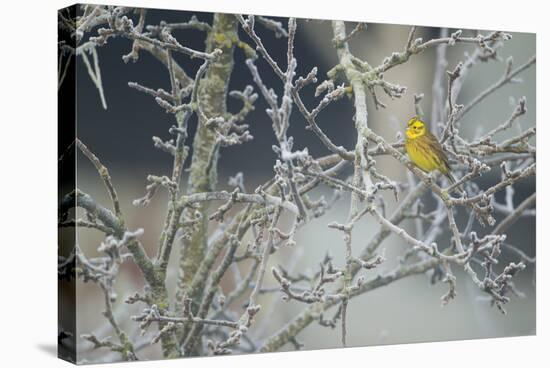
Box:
[76,139,121,217]
[492,192,536,235]
[80,45,108,109]
[457,55,535,120]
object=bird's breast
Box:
[405,138,438,172]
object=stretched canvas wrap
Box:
[58,3,536,364]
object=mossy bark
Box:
[181,14,238,293]
[177,14,239,354]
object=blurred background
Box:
[69,7,535,362]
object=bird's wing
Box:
[425,131,452,173]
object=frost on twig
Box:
[78,44,108,109]
[76,229,145,361]
[256,16,289,38]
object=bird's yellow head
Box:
[406,117,426,139]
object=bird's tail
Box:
[445,172,465,195]
[445,172,456,184]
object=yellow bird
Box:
[404,117,456,184]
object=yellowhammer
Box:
[405,117,456,184]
